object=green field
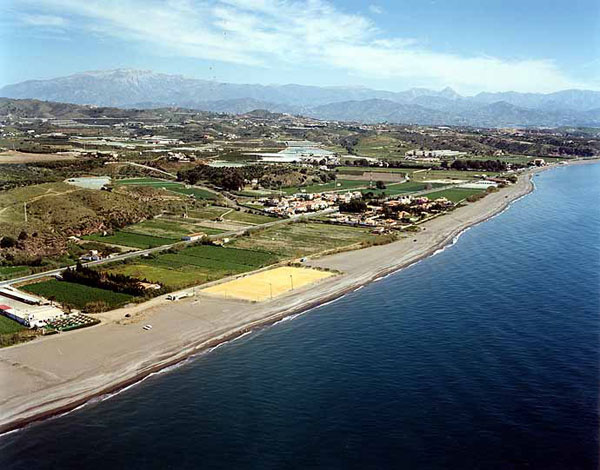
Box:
[84,231,178,249]
[0,265,32,280]
[103,244,280,290]
[423,187,485,203]
[281,179,371,195]
[337,167,502,181]
[187,206,230,220]
[0,315,26,335]
[410,169,502,181]
[231,222,376,258]
[362,181,445,197]
[338,167,409,175]
[223,210,275,225]
[353,135,413,159]
[22,279,135,310]
[116,178,215,199]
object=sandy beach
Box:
[0,163,582,434]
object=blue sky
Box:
[1,0,598,94]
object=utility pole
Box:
[290,274,294,290]
[23,202,27,223]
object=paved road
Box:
[0,208,337,288]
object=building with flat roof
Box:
[0,290,66,328]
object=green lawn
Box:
[84,231,178,249]
[423,187,485,203]
[22,279,135,310]
[0,315,26,335]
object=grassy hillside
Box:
[0,182,192,264]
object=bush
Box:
[84,300,110,313]
[0,236,16,248]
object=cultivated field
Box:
[22,279,135,311]
[222,210,274,224]
[231,222,376,257]
[202,266,334,301]
[0,315,26,335]
[423,187,485,203]
[0,151,77,164]
[281,179,371,195]
[116,178,215,199]
[353,135,413,159]
[84,231,178,249]
[0,266,31,281]
[103,244,280,290]
[362,181,445,197]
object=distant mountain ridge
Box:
[1,69,599,127]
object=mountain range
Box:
[1,69,599,128]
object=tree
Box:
[18,231,28,241]
[339,199,367,213]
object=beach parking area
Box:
[201,266,335,302]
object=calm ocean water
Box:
[1,163,599,469]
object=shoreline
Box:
[0,160,594,436]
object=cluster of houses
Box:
[330,194,454,230]
[261,191,363,217]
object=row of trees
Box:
[444,159,509,172]
[63,263,161,297]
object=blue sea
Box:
[1,163,599,469]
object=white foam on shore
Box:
[273,312,303,326]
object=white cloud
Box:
[369,5,383,15]
[13,0,585,93]
[21,13,67,27]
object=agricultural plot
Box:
[84,231,178,249]
[103,264,211,291]
[202,266,334,302]
[410,169,502,181]
[338,167,409,175]
[222,210,274,225]
[0,265,32,281]
[353,135,413,160]
[22,279,135,310]
[423,187,485,203]
[187,206,230,220]
[103,245,280,290]
[281,179,370,195]
[362,181,445,197]
[231,222,375,258]
[116,178,215,199]
[0,315,26,335]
